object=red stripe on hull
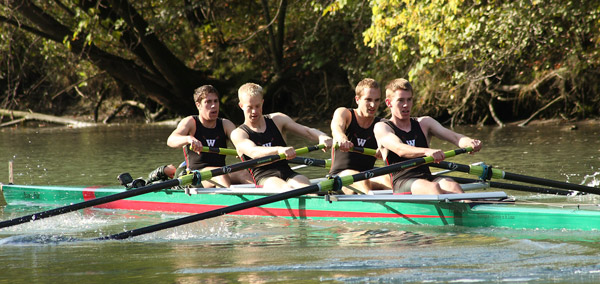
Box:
[91,199,450,219]
[82,186,103,200]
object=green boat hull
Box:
[2,184,600,231]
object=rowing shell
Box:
[2,183,600,231]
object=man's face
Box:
[385,89,413,120]
[238,94,263,123]
[197,92,220,121]
[355,87,381,117]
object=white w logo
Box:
[262,142,272,147]
[357,138,367,147]
[206,139,216,147]
[406,139,416,146]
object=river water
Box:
[1,122,600,283]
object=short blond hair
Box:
[385,78,413,99]
[193,85,219,103]
[238,83,263,101]
[355,78,380,98]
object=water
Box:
[1,122,600,283]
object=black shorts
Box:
[255,168,301,186]
[393,174,444,194]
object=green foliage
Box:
[1,0,599,124]
[362,0,600,123]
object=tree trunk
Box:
[6,0,219,116]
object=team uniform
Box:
[329,109,381,175]
[238,115,300,185]
[384,119,440,193]
[185,116,227,170]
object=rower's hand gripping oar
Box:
[429,161,600,195]
[95,147,473,240]
[0,144,326,229]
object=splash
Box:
[581,171,600,188]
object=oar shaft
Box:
[348,146,377,156]
[433,161,600,195]
[289,157,331,168]
[0,178,184,229]
[97,147,471,240]
[96,183,321,240]
[200,146,238,156]
[445,176,573,195]
[0,144,325,229]
[338,148,472,186]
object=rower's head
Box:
[385,78,413,120]
[238,83,264,123]
[193,85,220,121]
[355,78,381,117]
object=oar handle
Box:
[349,146,377,156]
[333,144,378,156]
[322,147,473,191]
[191,144,326,185]
[200,146,238,156]
[196,145,326,158]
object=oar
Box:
[429,161,600,195]
[443,176,573,195]
[199,146,238,156]
[200,146,329,168]
[348,145,377,156]
[0,144,325,229]
[95,147,473,240]
[289,157,331,168]
[333,144,378,157]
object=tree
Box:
[362,0,600,125]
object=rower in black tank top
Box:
[330,109,381,175]
[186,116,227,170]
[384,119,435,193]
[238,115,299,185]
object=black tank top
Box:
[239,116,293,181]
[384,118,432,184]
[330,109,381,175]
[186,116,227,170]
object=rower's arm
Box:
[230,127,294,159]
[420,117,482,152]
[273,113,333,149]
[374,121,444,162]
[167,116,203,152]
[330,107,353,151]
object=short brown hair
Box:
[238,83,263,100]
[355,78,380,98]
[385,78,413,99]
[193,85,219,103]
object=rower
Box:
[147,85,253,188]
[374,78,482,195]
[230,83,333,191]
[329,78,391,195]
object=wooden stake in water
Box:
[8,160,13,184]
